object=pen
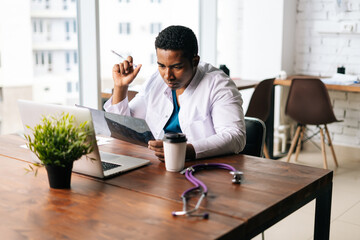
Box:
[111,50,137,67]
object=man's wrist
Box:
[112,86,129,105]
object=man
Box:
[104,25,246,161]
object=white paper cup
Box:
[163,133,187,172]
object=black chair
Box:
[245,78,275,158]
[240,117,266,157]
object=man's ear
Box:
[192,55,200,67]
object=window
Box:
[48,52,52,64]
[66,52,71,71]
[65,21,69,33]
[216,0,243,77]
[150,23,161,35]
[48,52,52,71]
[119,22,130,35]
[0,0,79,135]
[39,20,43,33]
[65,21,70,40]
[66,52,70,64]
[99,0,199,93]
[74,51,77,64]
[67,82,72,93]
[47,22,52,40]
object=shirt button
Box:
[165,115,168,118]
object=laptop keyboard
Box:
[101,161,121,171]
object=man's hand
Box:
[111,56,142,105]
[148,140,196,162]
[148,140,164,161]
[112,56,142,88]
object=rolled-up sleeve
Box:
[103,96,131,116]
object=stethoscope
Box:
[172,163,243,219]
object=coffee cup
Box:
[163,133,187,172]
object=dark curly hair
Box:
[155,25,198,62]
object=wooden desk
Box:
[0,135,333,239]
[0,154,242,239]
[232,79,260,90]
[274,77,360,93]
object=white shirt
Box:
[104,62,246,159]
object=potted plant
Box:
[25,112,95,189]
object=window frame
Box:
[76,0,216,109]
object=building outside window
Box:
[1,0,244,137]
[0,0,79,135]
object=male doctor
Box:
[104,25,246,161]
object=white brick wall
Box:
[295,0,360,148]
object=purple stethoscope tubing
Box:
[182,163,236,197]
[172,163,241,219]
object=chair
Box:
[240,117,266,157]
[285,78,341,169]
[128,90,138,101]
[245,78,275,158]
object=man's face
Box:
[156,48,198,91]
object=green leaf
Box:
[24,112,96,172]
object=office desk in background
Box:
[0,134,332,239]
[268,76,360,159]
[274,76,360,93]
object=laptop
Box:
[18,100,150,179]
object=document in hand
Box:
[76,105,155,147]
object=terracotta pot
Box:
[45,162,74,189]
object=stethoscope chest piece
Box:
[230,170,243,184]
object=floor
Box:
[252,142,360,240]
